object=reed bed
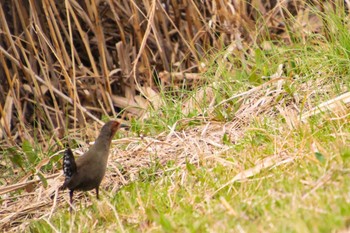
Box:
[0,0,332,146]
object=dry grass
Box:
[1,68,348,231]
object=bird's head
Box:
[100,120,121,141]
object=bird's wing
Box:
[63,148,77,179]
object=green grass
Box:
[27,5,350,233]
[30,131,350,232]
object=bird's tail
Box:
[61,148,77,189]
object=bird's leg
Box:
[69,189,74,212]
[96,187,99,200]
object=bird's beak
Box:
[119,123,130,130]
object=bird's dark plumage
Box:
[62,148,76,184]
[61,120,120,211]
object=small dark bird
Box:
[61,120,120,210]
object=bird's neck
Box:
[91,133,112,155]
